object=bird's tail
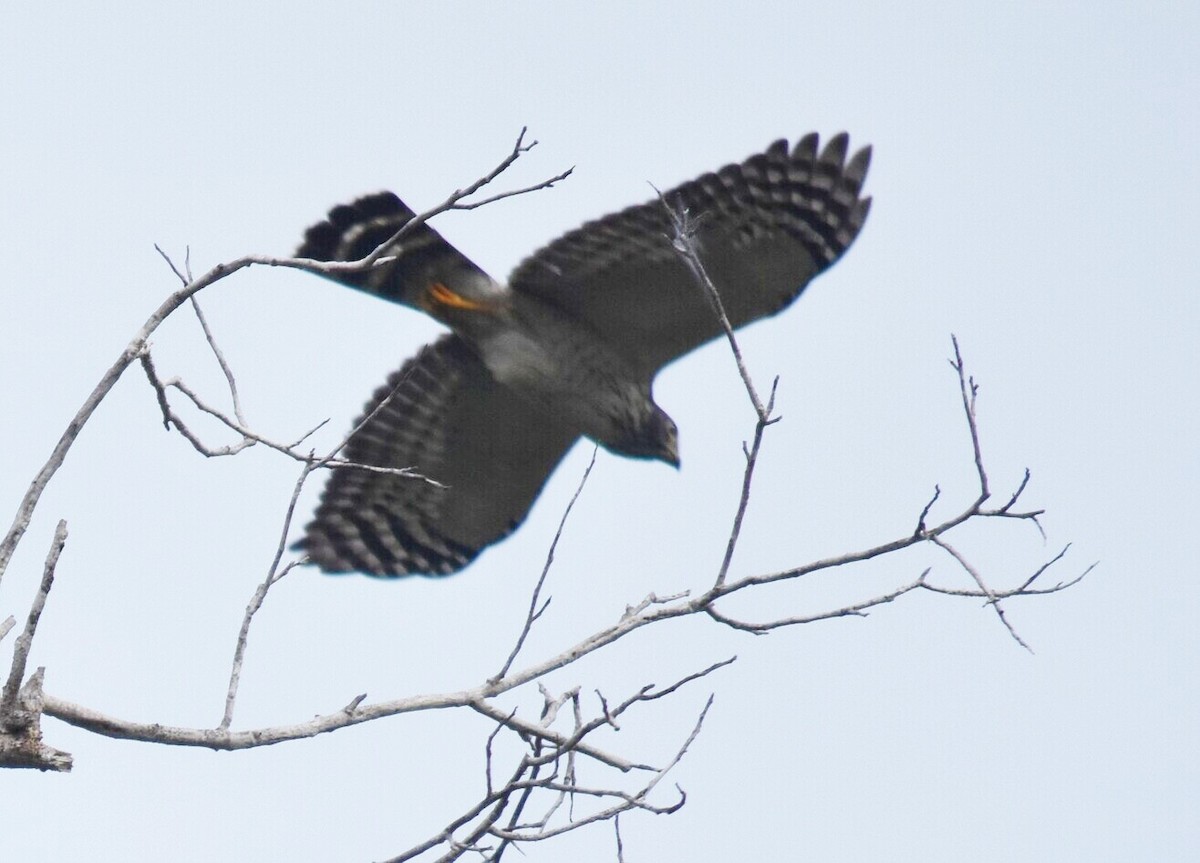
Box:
[296,192,497,310]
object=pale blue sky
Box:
[2,3,1196,860]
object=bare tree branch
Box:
[27,331,1090,850]
[0,521,71,771]
[2,520,66,718]
[0,669,72,771]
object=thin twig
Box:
[914,485,941,537]
[712,378,779,590]
[154,244,188,286]
[929,536,1031,651]
[451,167,574,211]
[220,467,312,729]
[141,349,438,485]
[494,448,597,682]
[661,191,784,595]
[638,658,737,702]
[707,573,929,633]
[951,334,989,503]
[490,745,548,862]
[189,296,247,427]
[658,190,766,418]
[305,127,570,275]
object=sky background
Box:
[2,2,1197,861]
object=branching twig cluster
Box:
[0,130,1090,861]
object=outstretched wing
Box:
[508,133,871,377]
[297,192,501,307]
[296,335,579,577]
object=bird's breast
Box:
[473,303,651,446]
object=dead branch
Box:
[21,311,1088,853]
[0,521,71,771]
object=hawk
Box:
[294,132,872,577]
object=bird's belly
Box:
[478,329,640,443]
[481,330,561,389]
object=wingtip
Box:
[845,144,873,190]
[793,132,820,161]
[819,132,850,168]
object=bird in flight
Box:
[293,132,872,577]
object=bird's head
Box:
[610,405,680,468]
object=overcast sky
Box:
[2,3,1196,861]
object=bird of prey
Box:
[293,132,872,577]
